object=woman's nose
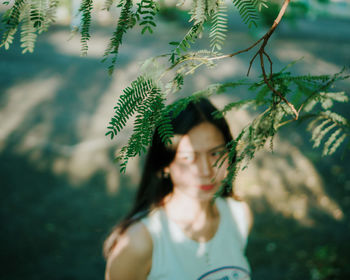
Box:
[196,154,213,177]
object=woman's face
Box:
[166,122,229,201]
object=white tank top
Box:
[141,197,251,280]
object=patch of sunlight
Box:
[47,30,108,58]
[47,29,158,61]
[53,62,142,192]
[274,44,341,75]
[49,63,143,193]
[0,77,61,151]
[206,58,248,80]
[213,95,344,227]
[0,59,145,194]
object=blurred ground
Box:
[1,7,350,280]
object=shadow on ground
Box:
[1,13,350,280]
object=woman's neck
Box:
[162,189,219,225]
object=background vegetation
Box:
[1,0,350,279]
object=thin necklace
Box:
[198,240,213,267]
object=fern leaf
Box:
[157,114,174,146]
[209,0,228,52]
[79,0,94,56]
[20,5,37,53]
[322,128,342,156]
[214,99,256,119]
[106,76,158,139]
[103,0,133,74]
[320,91,348,109]
[170,22,203,63]
[312,123,337,148]
[0,0,27,49]
[232,0,259,28]
[189,0,207,24]
[307,109,349,154]
[252,0,268,11]
[234,104,286,169]
[116,88,172,172]
[216,80,251,94]
[1,28,17,50]
[323,110,348,126]
[207,0,218,16]
[39,0,59,33]
[136,0,159,34]
[164,73,185,94]
[30,0,46,29]
[327,133,347,156]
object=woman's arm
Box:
[105,222,153,280]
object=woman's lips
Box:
[199,184,215,191]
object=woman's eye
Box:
[211,151,221,157]
[211,150,225,157]
[178,154,195,162]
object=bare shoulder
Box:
[226,197,254,233]
[240,200,253,233]
[105,222,153,280]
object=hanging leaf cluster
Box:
[1,0,349,188]
[1,0,59,53]
[211,69,350,193]
[106,76,173,173]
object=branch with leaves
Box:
[1,0,349,186]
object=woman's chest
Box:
[174,216,220,243]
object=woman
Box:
[104,98,253,280]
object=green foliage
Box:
[102,0,160,73]
[232,0,268,28]
[189,0,208,24]
[136,0,159,34]
[41,0,59,33]
[106,76,157,139]
[0,0,59,53]
[103,0,134,74]
[308,245,339,280]
[213,89,292,194]
[1,0,349,183]
[30,1,45,29]
[169,23,204,63]
[107,76,173,173]
[79,0,94,56]
[1,0,266,70]
[308,111,349,156]
[201,69,349,192]
[209,0,228,52]
[1,0,27,50]
[20,4,37,53]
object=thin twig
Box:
[210,1,294,116]
[263,51,273,79]
[247,51,259,76]
[259,51,299,118]
[163,0,294,116]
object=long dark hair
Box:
[103,98,235,258]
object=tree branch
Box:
[212,0,297,118]
[162,1,297,117]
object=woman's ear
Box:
[162,167,170,179]
[164,167,170,174]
